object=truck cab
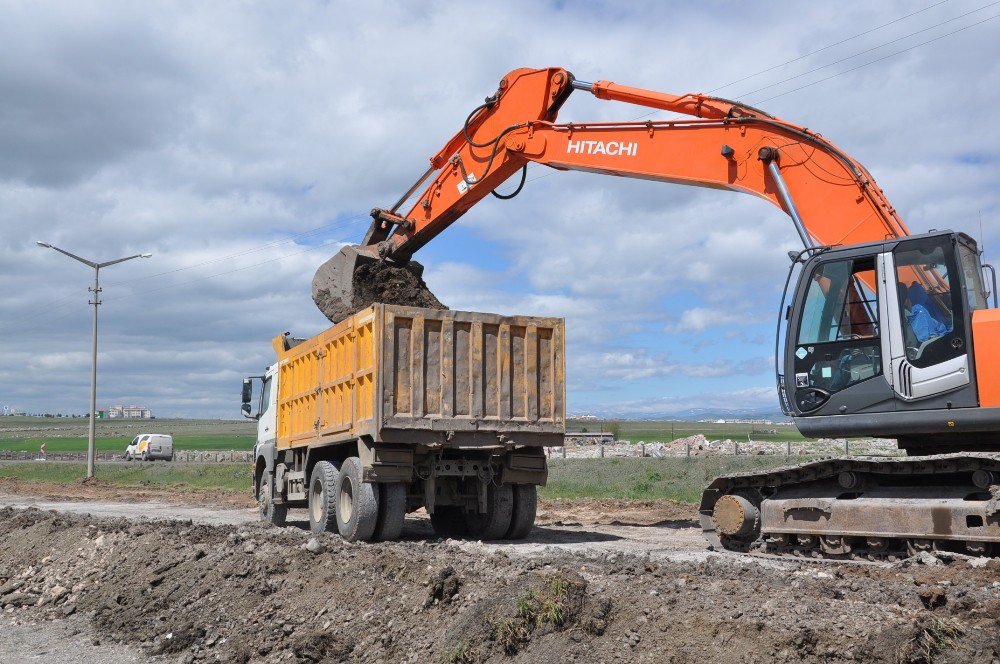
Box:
[242,363,278,499]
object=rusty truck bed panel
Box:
[274,304,565,450]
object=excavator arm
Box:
[371,66,908,260]
[314,66,910,321]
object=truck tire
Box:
[308,461,339,534]
[373,483,406,542]
[259,473,288,527]
[465,483,514,540]
[505,484,537,540]
[335,457,379,542]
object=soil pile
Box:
[312,249,446,324]
[350,259,446,313]
[4,507,1000,662]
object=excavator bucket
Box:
[311,245,446,324]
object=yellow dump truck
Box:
[242,304,565,542]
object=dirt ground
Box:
[2,484,1000,663]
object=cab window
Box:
[794,257,882,403]
[798,258,879,345]
[259,377,273,416]
[894,236,966,368]
[958,242,987,311]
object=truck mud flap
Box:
[501,449,548,485]
[359,441,413,483]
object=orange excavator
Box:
[314,67,1000,559]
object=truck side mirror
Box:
[241,403,253,418]
[241,378,253,405]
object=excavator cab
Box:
[779,230,1000,452]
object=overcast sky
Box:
[1,1,998,419]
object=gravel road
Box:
[0,492,713,563]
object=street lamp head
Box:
[36,241,52,248]
[140,253,152,258]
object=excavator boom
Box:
[380,67,907,260]
[314,67,910,321]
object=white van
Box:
[125,434,174,461]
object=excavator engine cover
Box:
[312,245,446,324]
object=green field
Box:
[0,416,812,452]
[0,456,815,504]
[0,416,256,452]
[0,436,255,453]
[567,418,812,443]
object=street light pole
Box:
[88,265,100,480]
[36,242,152,478]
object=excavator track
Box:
[700,453,1000,561]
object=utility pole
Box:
[36,242,151,478]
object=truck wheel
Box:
[335,457,379,542]
[308,461,339,534]
[373,483,406,542]
[259,473,287,527]
[505,484,537,540]
[430,506,468,539]
[466,483,514,540]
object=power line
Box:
[626,1,998,124]
[752,12,1000,104]
[17,213,370,324]
[705,0,953,93]
[736,1,1000,100]
[515,3,998,188]
[106,236,360,303]
[103,213,369,286]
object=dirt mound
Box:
[351,259,446,312]
[312,249,446,323]
[4,507,1000,662]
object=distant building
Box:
[108,404,152,419]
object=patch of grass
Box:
[0,416,257,452]
[0,463,250,492]
[494,572,572,655]
[542,456,818,503]
[442,641,480,664]
[908,617,964,663]
[2,457,821,504]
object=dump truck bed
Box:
[273,304,565,450]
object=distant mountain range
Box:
[570,406,789,421]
